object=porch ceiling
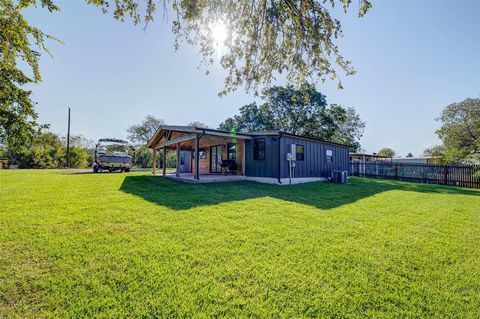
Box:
[148,125,251,150]
[161,134,244,151]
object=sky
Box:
[25,0,480,156]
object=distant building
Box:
[349,152,389,162]
[391,157,439,164]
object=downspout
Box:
[277,133,283,184]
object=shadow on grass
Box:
[119,175,479,211]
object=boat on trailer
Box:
[93,138,133,173]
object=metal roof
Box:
[147,125,350,149]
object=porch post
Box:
[162,147,167,176]
[152,148,157,175]
[194,133,200,179]
[242,140,246,176]
[176,142,181,177]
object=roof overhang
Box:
[147,125,252,149]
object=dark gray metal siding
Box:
[245,136,279,178]
[279,136,349,178]
[245,134,349,179]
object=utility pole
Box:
[65,107,71,168]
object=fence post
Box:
[443,166,448,185]
[395,164,399,180]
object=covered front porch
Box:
[147,126,252,180]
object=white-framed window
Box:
[326,149,333,163]
[295,144,304,161]
[253,139,266,160]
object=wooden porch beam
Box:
[162,147,167,176]
[152,149,157,175]
[166,130,173,141]
[176,142,181,177]
[156,133,196,149]
[199,129,252,139]
[242,141,246,176]
[194,133,200,180]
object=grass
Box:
[0,170,479,318]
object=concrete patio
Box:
[164,173,248,184]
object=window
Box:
[253,139,265,160]
[192,148,206,159]
[227,142,236,160]
[295,144,304,161]
[326,149,333,163]
[180,152,185,165]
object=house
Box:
[147,126,349,184]
[349,152,389,162]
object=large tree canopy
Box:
[127,115,165,145]
[377,147,396,158]
[0,0,57,149]
[88,0,371,94]
[429,98,480,163]
[218,83,365,151]
[187,121,209,128]
[328,104,365,151]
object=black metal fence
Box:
[349,162,480,188]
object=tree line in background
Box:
[0,132,91,168]
[1,94,477,169]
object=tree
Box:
[329,105,365,152]
[62,135,91,168]
[3,131,91,168]
[406,152,414,157]
[435,98,480,163]
[218,83,365,150]
[423,145,452,164]
[127,115,165,145]
[133,145,153,168]
[12,131,64,168]
[187,121,209,128]
[67,146,89,168]
[218,103,272,133]
[259,84,330,136]
[220,84,329,135]
[0,0,57,153]
[89,0,372,95]
[66,134,94,149]
[377,148,396,158]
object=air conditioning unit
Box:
[331,170,348,184]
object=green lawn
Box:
[1,170,479,318]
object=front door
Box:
[210,145,223,173]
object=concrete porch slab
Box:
[164,173,248,184]
[161,173,328,185]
